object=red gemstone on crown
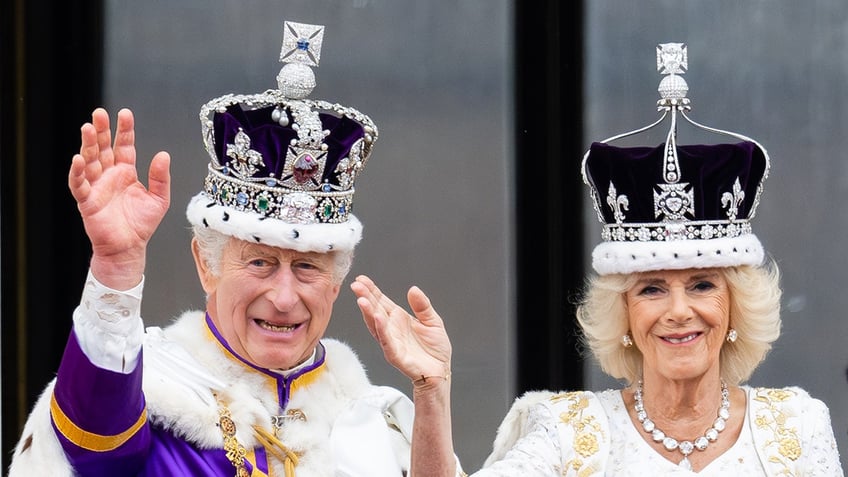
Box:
[293,154,319,183]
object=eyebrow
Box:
[240,244,331,265]
[688,272,721,282]
[635,271,721,286]
[239,244,274,257]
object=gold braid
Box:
[253,425,300,477]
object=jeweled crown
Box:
[187,21,378,253]
[582,43,771,275]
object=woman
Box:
[352,138,844,475]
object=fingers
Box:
[349,275,376,304]
[352,275,446,341]
[72,109,111,204]
[354,295,379,339]
[79,108,137,174]
[91,108,115,168]
[78,108,118,184]
[352,275,402,314]
[351,275,410,343]
[74,107,144,184]
[79,121,104,182]
[68,154,91,202]
[407,286,444,327]
[148,151,171,205]
[351,276,382,339]
[352,274,379,297]
[113,108,137,166]
[353,275,437,325]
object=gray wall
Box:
[584,1,848,469]
[104,0,512,470]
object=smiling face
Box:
[192,237,341,370]
[624,268,731,384]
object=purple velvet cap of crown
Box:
[187,93,378,254]
[213,103,366,187]
[584,141,769,274]
[587,141,767,223]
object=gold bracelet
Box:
[412,371,451,385]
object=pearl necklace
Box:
[633,380,730,470]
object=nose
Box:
[267,267,299,312]
[666,287,693,323]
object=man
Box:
[9,21,419,476]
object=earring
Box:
[726,328,738,343]
[621,334,633,348]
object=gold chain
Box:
[215,394,250,477]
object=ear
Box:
[330,282,342,301]
[191,237,217,295]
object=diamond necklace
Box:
[633,379,730,470]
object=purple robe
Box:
[48,315,329,476]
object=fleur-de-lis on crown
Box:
[721,177,745,221]
[226,129,263,178]
[606,182,629,225]
[333,139,365,190]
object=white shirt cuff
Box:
[72,269,145,373]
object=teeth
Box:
[259,320,297,332]
[666,334,697,344]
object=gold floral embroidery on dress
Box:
[552,392,604,476]
[753,388,802,473]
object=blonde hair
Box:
[576,262,781,386]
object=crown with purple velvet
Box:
[186,21,377,253]
[582,43,770,275]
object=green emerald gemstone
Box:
[257,195,269,210]
[323,204,333,217]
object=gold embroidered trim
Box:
[50,392,147,451]
[553,391,604,475]
[752,388,802,472]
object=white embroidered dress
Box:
[475,388,843,476]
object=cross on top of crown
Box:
[280,21,325,68]
[657,43,687,75]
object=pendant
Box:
[679,456,692,470]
